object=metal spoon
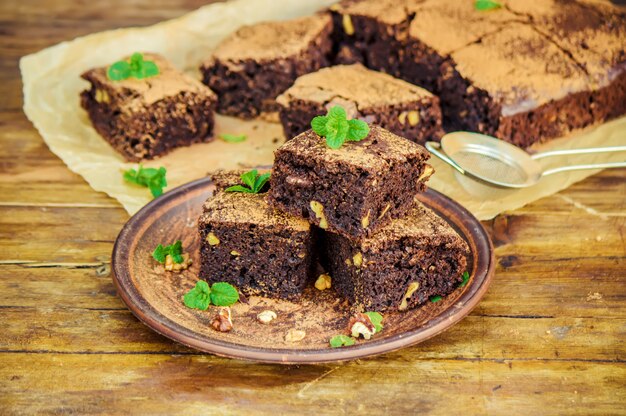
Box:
[425,132,626,189]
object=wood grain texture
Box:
[0,0,625,414]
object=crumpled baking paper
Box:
[20,0,626,219]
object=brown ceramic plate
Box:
[112,176,494,364]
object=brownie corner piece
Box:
[276,63,443,143]
[80,53,217,162]
[200,13,334,119]
[267,125,433,241]
[322,201,469,312]
[198,191,314,300]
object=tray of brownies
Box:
[20,0,625,362]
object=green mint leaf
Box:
[459,271,470,287]
[364,311,384,333]
[152,240,184,264]
[430,295,442,303]
[252,172,271,193]
[170,240,183,264]
[346,119,370,142]
[224,170,269,194]
[140,61,159,78]
[209,282,239,306]
[224,185,254,193]
[152,244,167,263]
[328,105,347,121]
[311,115,328,136]
[474,0,501,11]
[183,280,211,310]
[108,61,131,81]
[330,334,356,348]
[219,133,247,143]
[130,53,143,71]
[240,169,258,189]
[123,165,167,198]
[325,117,349,149]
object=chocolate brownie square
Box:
[200,14,334,119]
[321,200,469,312]
[81,53,217,162]
[443,23,597,147]
[267,125,433,241]
[276,64,443,144]
[198,191,314,300]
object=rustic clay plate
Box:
[112,176,494,364]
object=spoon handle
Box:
[542,161,626,177]
[531,145,626,160]
[425,142,466,174]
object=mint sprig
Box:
[311,106,370,149]
[219,133,247,143]
[329,334,356,348]
[108,52,160,81]
[474,0,501,11]
[152,240,183,264]
[123,165,167,197]
[183,281,239,310]
[224,169,270,194]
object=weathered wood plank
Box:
[1,353,624,415]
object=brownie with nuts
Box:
[200,14,334,119]
[333,0,626,147]
[320,200,469,312]
[81,53,217,161]
[198,191,314,300]
[267,125,433,241]
[276,64,443,143]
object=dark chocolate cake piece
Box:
[321,200,469,312]
[267,125,433,241]
[198,191,314,300]
[333,0,626,147]
[81,53,217,162]
[276,64,443,143]
[200,14,334,119]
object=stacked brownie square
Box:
[199,123,469,312]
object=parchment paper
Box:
[20,0,626,219]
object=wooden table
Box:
[1,1,625,414]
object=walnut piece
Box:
[315,273,332,290]
[257,310,277,324]
[361,210,371,228]
[206,232,220,246]
[285,329,306,342]
[342,14,354,35]
[407,110,420,126]
[211,307,233,332]
[310,200,328,229]
[399,282,420,311]
[95,89,110,104]
[418,165,434,182]
[164,253,192,272]
[352,252,363,268]
[348,313,376,340]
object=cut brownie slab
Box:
[200,14,334,119]
[267,125,433,241]
[198,191,314,300]
[276,64,443,144]
[321,200,469,312]
[81,53,216,162]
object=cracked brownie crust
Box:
[267,126,432,241]
[276,64,443,143]
[200,14,334,119]
[321,200,469,312]
[80,53,217,161]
